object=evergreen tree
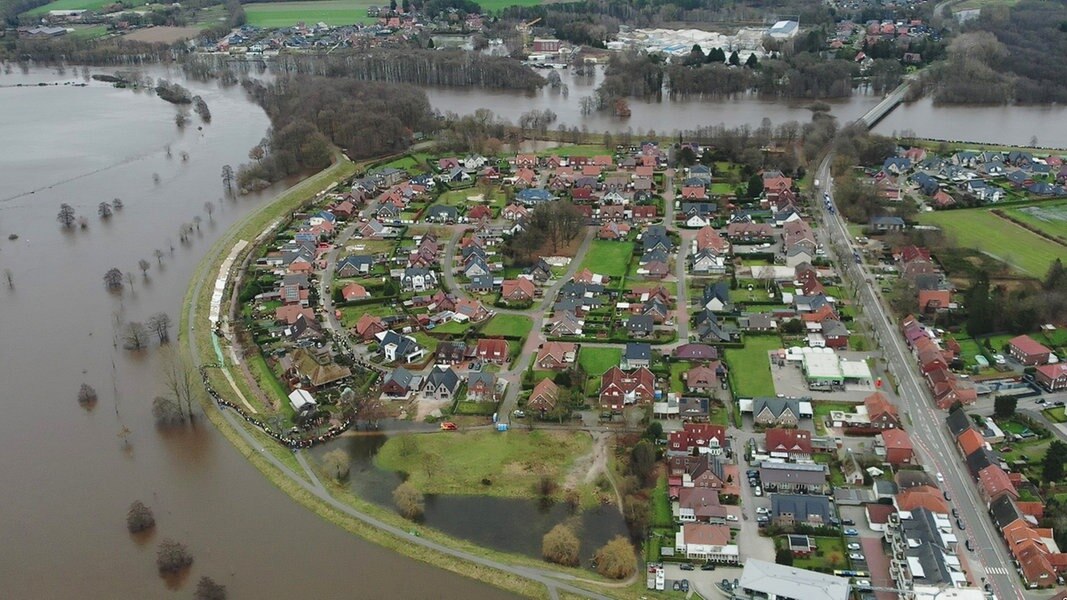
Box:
[728,50,740,66]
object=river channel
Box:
[2,60,1065,599]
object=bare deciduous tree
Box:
[194,576,227,600]
[393,482,424,520]
[153,249,165,265]
[103,268,124,291]
[125,271,135,289]
[221,165,234,195]
[57,203,76,228]
[147,312,171,344]
[77,383,98,408]
[4,268,12,289]
[138,259,151,278]
[180,151,189,162]
[77,216,89,229]
[152,396,184,426]
[156,539,193,574]
[203,201,215,222]
[112,198,123,211]
[321,449,350,481]
[98,201,113,219]
[161,348,195,419]
[193,215,202,231]
[126,500,155,533]
[124,322,149,350]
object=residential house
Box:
[668,423,727,457]
[880,429,914,466]
[675,523,739,564]
[702,282,733,312]
[676,487,730,523]
[547,311,584,337]
[765,428,812,459]
[501,278,535,304]
[400,268,438,292]
[528,378,561,413]
[382,367,416,397]
[622,343,652,369]
[466,371,497,402]
[375,330,426,363]
[759,462,830,494]
[341,282,370,301]
[751,397,804,427]
[354,314,387,341]
[1008,335,1052,366]
[436,341,468,365]
[770,494,833,528]
[422,366,461,401]
[691,248,727,275]
[978,464,1019,505]
[599,366,656,410]
[337,255,374,278]
[1036,363,1067,392]
[475,338,510,365]
[870,215,906,232]
[864,392,902,430]
[627,315,655,338]
[536,341,578,370]
[674,343,719,362]
[683,364,719,393]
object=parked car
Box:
[756,507,770,515]
[672,581,681,591]
[701,563,717,571]
[957,518,966,530]
[512,409,526,418]
[854,580,871,590]
[844,528,859,536]
[944,491,952,501]
[680,579,689,593]
[952,508,959,519]
[847,543,861,551]
[966,539,974,552]
[1056,401,1065,407]
[753,486,763,497]
[440,422,458,431]
[680,563,694,571]
[849,553,865,561]
[936,472,945,483]
[842,519,855,526]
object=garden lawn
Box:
[917,208,1066,276]
[668,361,693,394]
[710,182,734,195]
[24,0,114,15]
[481,314,533,338]
[578,346,622,376]
[794,536,847,571]
[579,240,634,278]
[1043,406,1067,423]
[652,473,673,527]
[244,0,377,27]
[338,302,395,327]
[431,320,471,335]
[374,429,591,498]
[724,336,782,398]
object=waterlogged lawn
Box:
[375,430,592,498]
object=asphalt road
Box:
[816,156,1024,599]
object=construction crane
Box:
[516,17,541,49]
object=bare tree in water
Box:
[138,259,151,278]
[147,312,172,344]
[57,203,76,228]
[103,268,124,291]
[124,322,150,350]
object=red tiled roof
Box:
[1010,335,1051,357]
[957,429,986,456]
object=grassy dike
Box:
[177,156,624,600]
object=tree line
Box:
[238,75,435,188]
[269,49,546,91]
[925,1,1067,104]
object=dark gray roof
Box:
[627,314,654,333]
[467,370,495,389]
[945,408,973,437]
[759,461,828,486]
[425,366,460,392]
[385,367,414,388]
[752,397,801,419]
[624,342,651,361]
[770,493,832,522]
[990,495,1023,528]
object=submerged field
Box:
[917,206,1067,277]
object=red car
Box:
[440,422,458,431]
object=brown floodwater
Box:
[0,65,516,599]
[3,59,1063,600]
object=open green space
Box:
[1043,406,1067,423]
[578,346,622,376]
[668,361,693,394]
[652,473,673,527]
[579,240,634,278]
[724,336,781,398]
[792,536,847,571]
[710,182,734,196]
[68,24,110,38]
[481,314,533,338]
[952,0,1019,11]
[917,208,1066,277]
[337,302,396,327]
[439,188,499,206]
[244,0,376,27]
[374,429,592,498]
[431,320,471,335]
[24,0,115,16]
[248,353,291,414]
